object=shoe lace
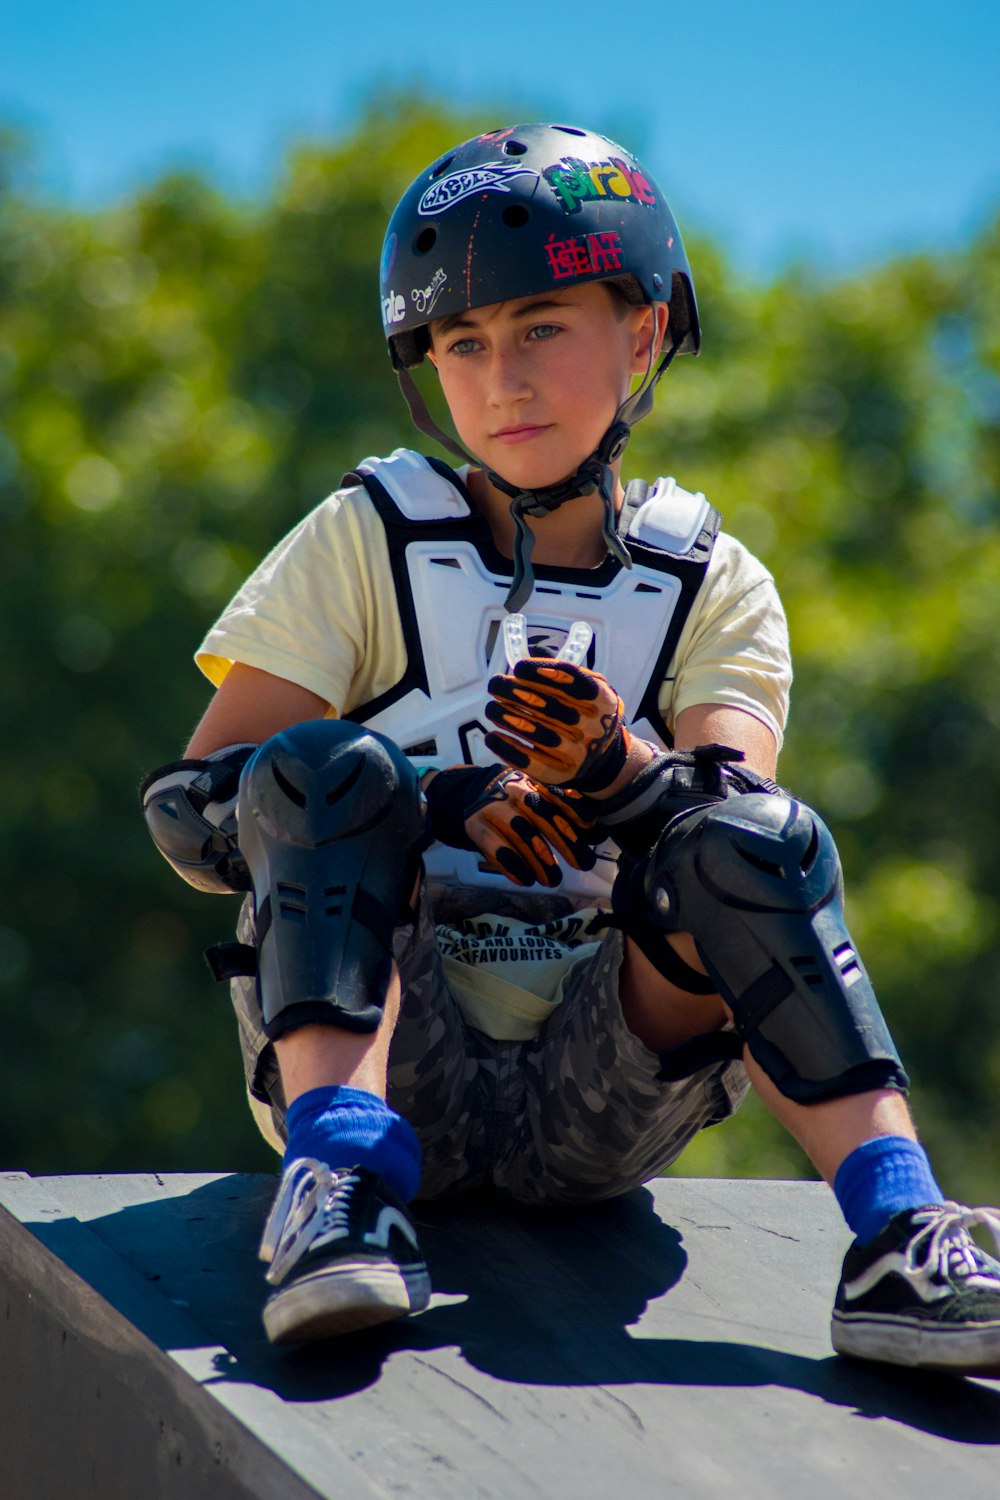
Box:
[259,1158,358,1285]
[904,1202,1000,1284]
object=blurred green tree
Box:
[0,104,997,1199]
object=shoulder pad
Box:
[352,448,471,520]
[626,477,712,556]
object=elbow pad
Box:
[594,743,782,860]
[140,743,257,894]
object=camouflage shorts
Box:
[230,892,749,1207]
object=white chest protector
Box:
[343,448,720,904]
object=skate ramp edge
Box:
[1,1171,998,1500]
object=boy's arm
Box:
[156,662,588,894]
[573,703,776,808]
[485,655,779,798]
[673,703,778,781]
[185,663,332,757]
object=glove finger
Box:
[512,659,602,702]
[507,814,564,886]
[477,808,561,887]
[483,731,577,782]
[500,780,598,872]
[484,700,564,748]
[465,803,549,887]
[530,783,595,825]
[526,809,597,871]
[518,781,595,832]
[475,843,532,886]
[488,675,581,726]
[481,730,534,771]
[489,844,559,888]
[539,816,593,876]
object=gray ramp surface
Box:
[1,1171,998,1500]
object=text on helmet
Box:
[545,231,624,280]
[543,156,657,215]
[418,164,537,217]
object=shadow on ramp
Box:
[2,1171,998,1499]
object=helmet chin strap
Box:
[396,332,683,612]
[487,426,630,611]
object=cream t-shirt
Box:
[197,475,792,1039]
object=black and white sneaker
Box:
[258,1158,431,1345]
[832,1201,1000,1375]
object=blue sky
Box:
[3,0,998,278]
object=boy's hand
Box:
[423,764,597,888]
[485,659,631,793]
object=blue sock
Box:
[833,1135,944,1245]
[283,1085,422,1203]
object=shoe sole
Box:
[832,1311,1000,1377]
[264,1259,432,1346]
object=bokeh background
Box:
[2,2,998,1198]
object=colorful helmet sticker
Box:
[380,231,398,282]
[380,123,700,363]
[542,156,657,215]
[418,163,537,216]
[545,231,624,280]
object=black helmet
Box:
[380,123,700,611]
[381,122,699,367]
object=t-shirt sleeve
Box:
[663,531,792,748]
[195,485,407,715]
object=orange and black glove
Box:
[424,764,596,888]
[485,658,631,793]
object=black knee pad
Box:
[610,858,717,995]
[237,719,427,1041]
[643,793,909,1104]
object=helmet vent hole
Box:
[429,154,454,179]
[502,140,528,156]
[413,226,437,255]
[502,204,530,229]
[554,125,586,136]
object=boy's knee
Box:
[641,793,909,1104]
[237,720,428,1041]
[240,719,424,848]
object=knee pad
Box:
[644,793,909,1104]
[237,719,428,1041]
[610,858,717,995]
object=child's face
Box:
[427,284,661,489]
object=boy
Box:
[142,123,1000,1372]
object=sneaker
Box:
[832,1201,1000,1375]
[258,1158,431,1345]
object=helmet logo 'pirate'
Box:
[543,156,658,215]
